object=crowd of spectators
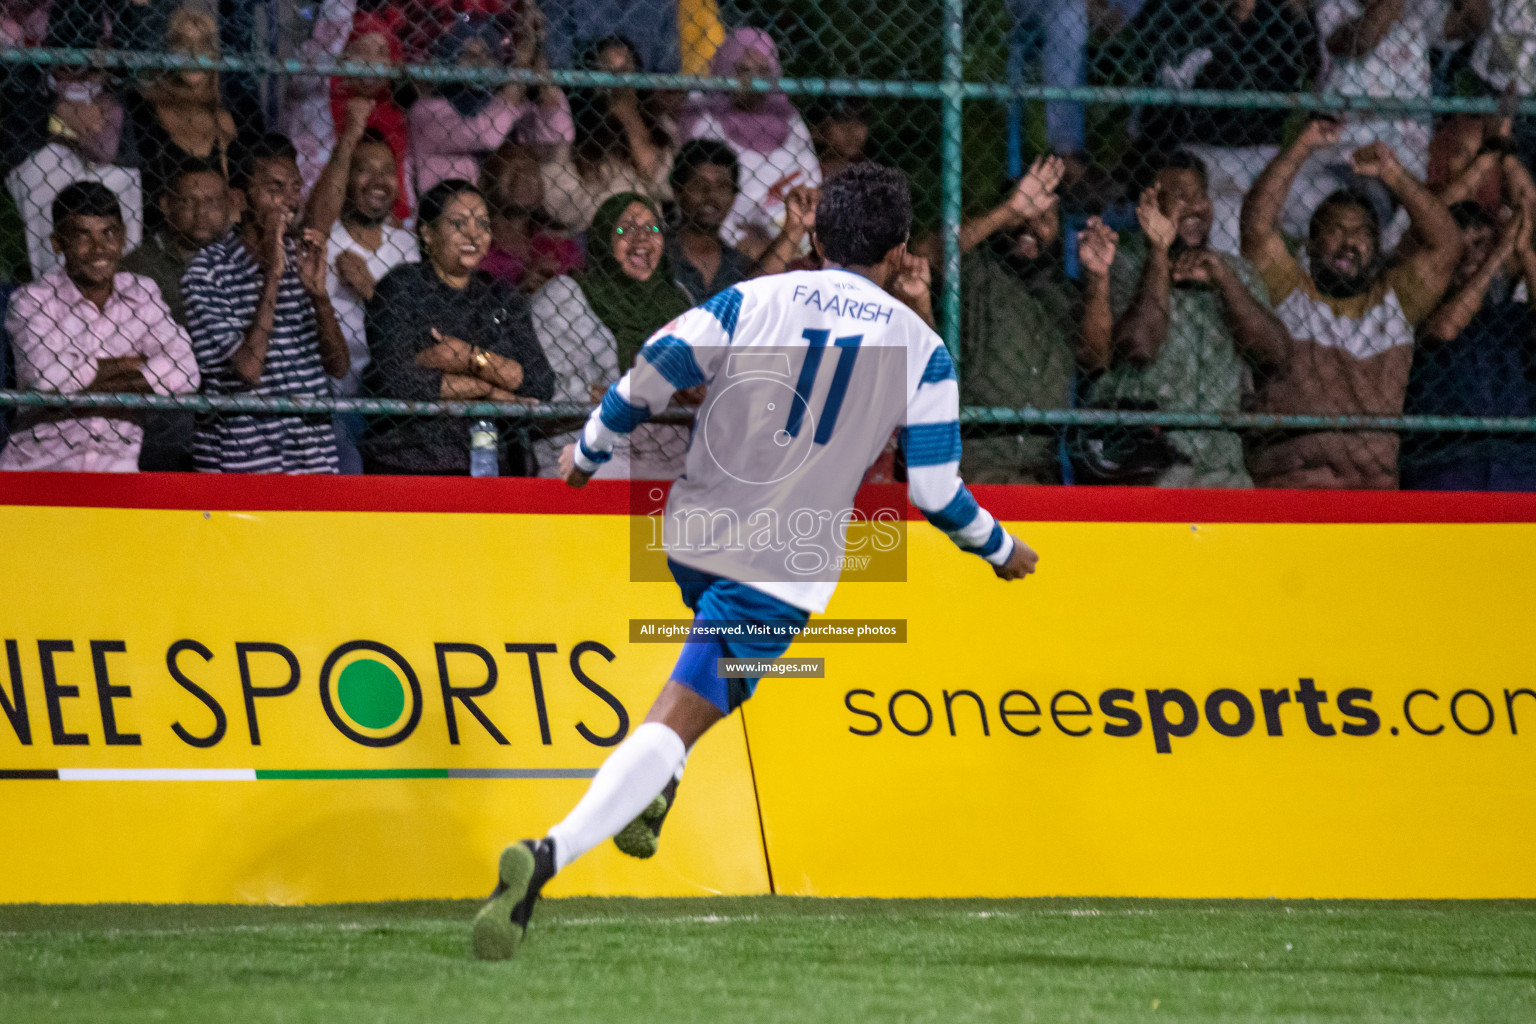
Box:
[0,0,1534,490]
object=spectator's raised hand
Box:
[891,252,934,327]
[785,185,818,237]
[1005,156,1064,223]
[261,204,290,277]
[53,96,106,145]
[1170,247,1225,285]
[514,2,544,69]
[1076,216,1118,278]
[1497,202,1530,261]
[1137,185,1180,252]
[608,81,645,122]
[344,96,376,142]
[499,78,529,106]
[1503,150,1536,210]
[296,228,330,298]
[1351,142,1403,184]
[1483,114,1515,149]
[766,170,806,207]
[538,81,567,109]
[335,250,376,302]
[892,251,932,303]
[1296,116,1342,152]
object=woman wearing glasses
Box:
[363,178,555,475]
[529,191,693,478]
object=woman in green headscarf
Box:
[530,191,694,477]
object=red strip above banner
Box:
[2,472,1535,523]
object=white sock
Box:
[546,721,686,872]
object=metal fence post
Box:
[941,0,965,359]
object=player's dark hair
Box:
[814,162,911,268]
[230,132,299,193]
[671,139,740,193]
[1309,189,1380,245]
[1448,199,1496,232]
[52,180,122,231]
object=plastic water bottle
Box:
[469,419,498,477]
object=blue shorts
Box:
[668,559,810,714]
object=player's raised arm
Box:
[901,340,1038,580]
[561,287,743,486]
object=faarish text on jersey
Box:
[790,285,896,323]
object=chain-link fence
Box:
[2,0,1535,488]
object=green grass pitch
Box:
[3,898,1533,1022]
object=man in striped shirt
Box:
[473,164,1039,960]
[182,133,350,473]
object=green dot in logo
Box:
[337,658,406,729]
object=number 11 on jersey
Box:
[785,328,863,445]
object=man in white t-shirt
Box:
[302,101,418,473]
[1286,0,1447,242]
[303,102,419,400]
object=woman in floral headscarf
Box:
[680,27,821,259]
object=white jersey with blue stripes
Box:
[573,268,1015,613]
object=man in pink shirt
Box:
[1,181,199,472]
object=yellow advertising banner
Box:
[0,478,769,903]
[747,510,1536,899]
[3,476,1536,901]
